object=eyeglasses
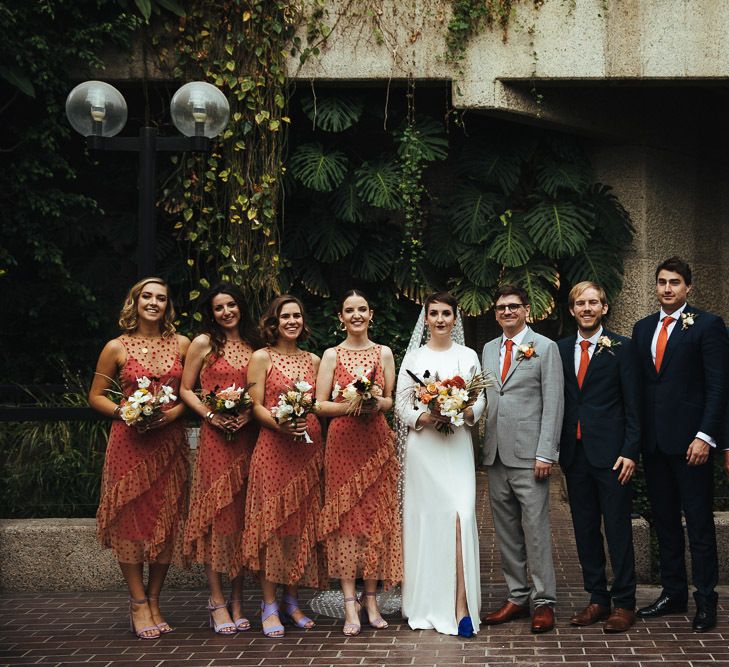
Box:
[494,303,524,313]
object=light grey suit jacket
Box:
[481,327,564,468]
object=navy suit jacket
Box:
[632,305,729,456]
[558,330,641,469]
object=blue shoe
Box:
[458,615,475,638]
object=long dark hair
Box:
[199,283,262,358]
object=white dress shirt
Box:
[649,302,715,448]
[573,327,603,375]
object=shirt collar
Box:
[660,302,687,321]
[576,326,603,348]
[502,325,529,348]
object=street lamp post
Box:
[65,80,230,277]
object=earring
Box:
[339,322,347,332]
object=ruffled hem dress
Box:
[319,345,403,587]
[231,349,325,587]
[183,343,258,573]
[96,334,188,564]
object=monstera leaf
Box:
[523,200,593,258]
[300,93,364,132]
[393,260,433,303]
[456,247,500,288]
[458,143,523,196]
[307,217,360,263]
[332,178,365,223]
[424,219,467,268]
[449,278,495,316]
[502,260,560,321]
[289,143,348,192]
[486,213,535,268]
[394,117,449,162]
[561,244,625,302]
[350,237,397,282]
[355,159,401,209]
[448,184,502,243]
[536,157,592,197]
[586,183,634,248]
[289,260,330,297]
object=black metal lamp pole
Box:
[87,127,210,277]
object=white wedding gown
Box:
[396,342,486,635]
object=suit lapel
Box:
[501,327,530,389]
[486,340,502,387]
[658,308,690,376]
[561,336,579,391]
[642,313,660,378]
[581,332,611,388]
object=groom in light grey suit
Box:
[481,285,564,633]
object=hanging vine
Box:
[161,1,303,315]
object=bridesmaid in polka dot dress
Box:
[231,295,325,638]
[180,284,262,635]
[316,289,402,636]
[89,278,190,640]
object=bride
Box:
[395,291,486,637]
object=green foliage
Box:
[523,200,593,258]
[355,159,402,209]
[0,1,142,382]
[0,369,108,518]
[290,142,349,191]
[301,93,364,132]
[445,0,519,63]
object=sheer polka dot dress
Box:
[231,349,325,587]
[319,345,403,587]
[183,341,257,574]
[96,334,188,564]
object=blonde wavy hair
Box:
[118,277,177,336]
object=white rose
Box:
[224,399,236,409]
[137,376,151,389]
[331,383,341,400]
[294,380,312,393]
[121,404,142,424]
[342,385,359,401]
[450,413,465,427]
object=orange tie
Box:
[655,316,674,372]
[501,339,514,382]
[576,340,591,439]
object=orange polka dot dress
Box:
[319,346,402,587]
[183,342,258,574]
[96,335,188,564]
[231,349,325,587]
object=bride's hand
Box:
[416,411,450,428]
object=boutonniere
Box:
[681,311,698,330]
[594,335,622,357]
[516,342,538,361]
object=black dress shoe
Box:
[692,605,717,632]
[637,593,688,618]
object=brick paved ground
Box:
[1,470,728,667]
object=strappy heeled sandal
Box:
[280,593,315,629]
[261,600,285,638]
[128,597,161,640]
[361,591,389,629]
[146,594,173,634]
[227,597,251,632]
[342,595,362,637]
[207,597,236,635]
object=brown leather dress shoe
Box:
[483,601,530,625]
[570,603,610,626]
[603,608,636,633]
[531,605,555,633]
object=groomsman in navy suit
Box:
[633,257,729,632]
[558,282,640,632]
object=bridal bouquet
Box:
[407,370,492,435]
[200,383,254,440]
[332,366,383,416]
[117,375,177,429]
[271,379,319,443]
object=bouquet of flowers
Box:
[270,379,319,443]
[117,375,177,429]
[331,366,383,416]
[407,369,492,435]
[200,383,254,440]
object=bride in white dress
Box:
[395,292,486,636]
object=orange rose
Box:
[420,393,434,404]
[524,348,534,358]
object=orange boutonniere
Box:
[516,342,538,361]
